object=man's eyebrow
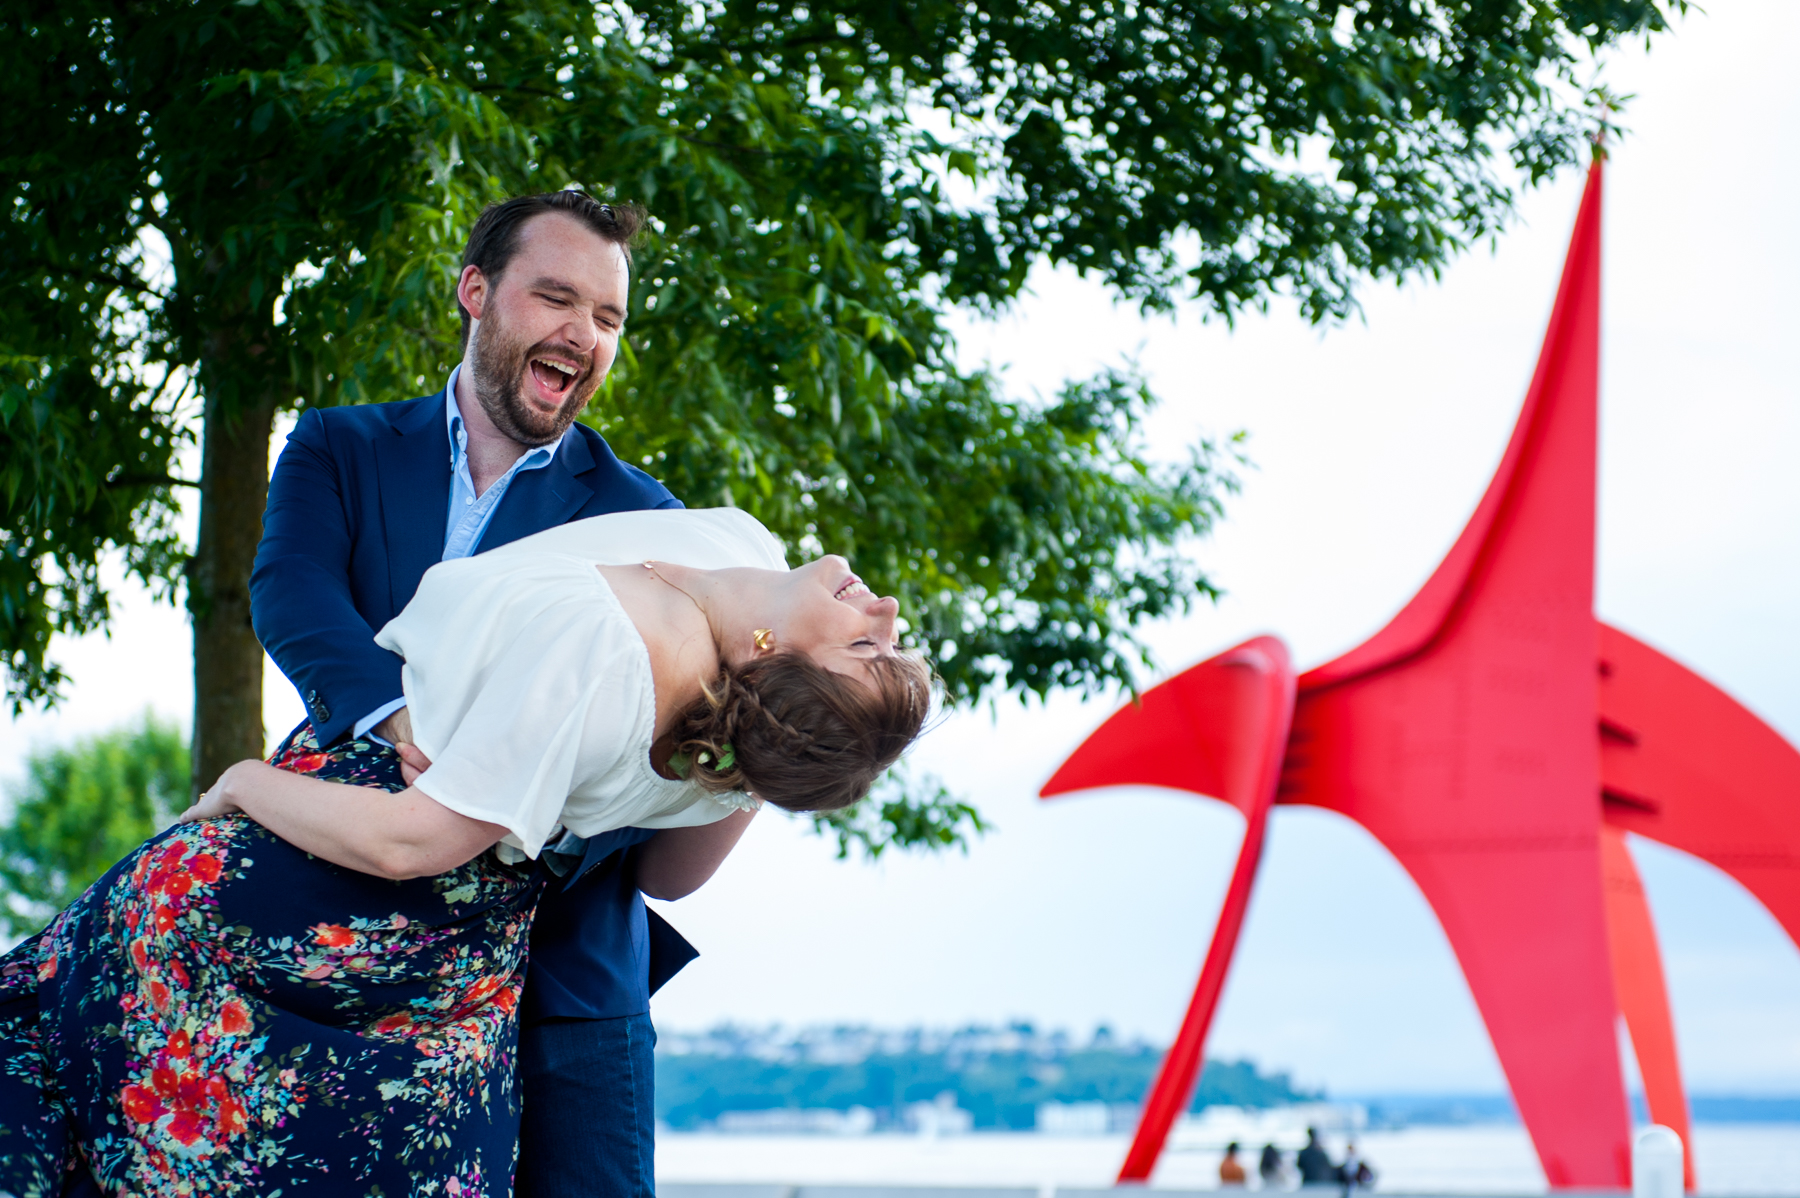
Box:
[529,276,626,320]
[528,276,582,297]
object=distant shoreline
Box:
[1342,1095,1800,1127]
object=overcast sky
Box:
[3,0,1796,1096]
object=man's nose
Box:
[555,313,599,354]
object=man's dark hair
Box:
[457,190,646,349]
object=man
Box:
[1297,1126,1340,1187]
[250,190,749,1196]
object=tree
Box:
[0,716,187,939]
[652,1024,1322,1129]
[2,0,1683,837]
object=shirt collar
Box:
[444,364,465,460]
[443,362,565,468]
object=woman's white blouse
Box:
[373,508,788,859]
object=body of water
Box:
[656,1125,1800,1193]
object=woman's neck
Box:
[595,562,721,738]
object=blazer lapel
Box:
[475,427,596,552]
[374,392,453,616]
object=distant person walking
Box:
[1260,1142,1288,1189]
[1220,1141,1248,1187]
[1340,1140,1376,1195]
[1297,1127,1339,1187]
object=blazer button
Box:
[306,689,331,725]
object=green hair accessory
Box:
[670,743,735,779]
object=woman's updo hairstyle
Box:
[669,649,934,812]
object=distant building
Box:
[714,1107,876,1135]
[1037,1101,1109,1135]
[905,1092,974,1137]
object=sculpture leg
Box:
[1117,799,1273,1183]
[1042,638,1296,1185]
[1396,845,1632,1188]
[1600,826,1695,1190]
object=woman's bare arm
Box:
[180,760,507,880]
[634,808,757,900]
[396,742,753,898]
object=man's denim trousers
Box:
[516,1013,656,1197]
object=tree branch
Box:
[105,474,198,489]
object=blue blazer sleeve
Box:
[251,408,403,746]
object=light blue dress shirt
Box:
[354,364,565,740]
[440,364,559,559]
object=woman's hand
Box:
[173,755,502,880]
[177,760,262,823]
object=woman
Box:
[1261,1141,1289,1189]
[0,508,931,1198]
[1220,1141,1248,1187]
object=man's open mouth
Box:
[529,356,579,397]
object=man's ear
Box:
[457,264,489,322]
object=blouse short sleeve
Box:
[380,554,650,858]
[374,508,790,858]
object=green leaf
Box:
[811,767,990,861]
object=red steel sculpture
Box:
[1040,155,1800,1189]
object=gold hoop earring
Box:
[752,628,777,653]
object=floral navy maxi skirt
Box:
[0,726,547,1197]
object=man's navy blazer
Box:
[252,389,680,746]
[250,389,696,1017]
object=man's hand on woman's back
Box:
[374,706,415,749]
[396,741,432,787]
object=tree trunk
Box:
[189,387,277,796]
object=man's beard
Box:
[465,308,599,447]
